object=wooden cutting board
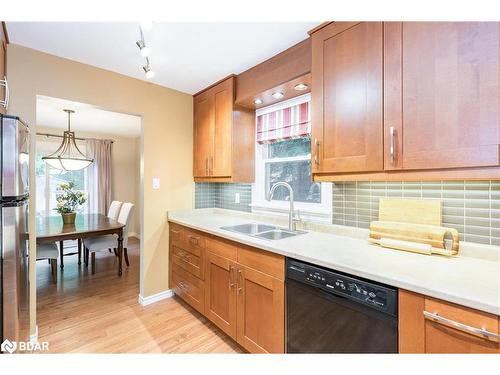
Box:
[378,198,442,226]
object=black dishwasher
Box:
[286,258,398,353]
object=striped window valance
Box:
[256,101,311,144]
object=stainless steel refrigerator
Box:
[0,114,30,347]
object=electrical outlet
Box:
[152,177,160,190]
[235,193,240,204]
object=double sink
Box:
[221,223,307,240]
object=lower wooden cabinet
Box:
[399,289,500,353]
[169,222,285,353]
[236,265,284,353]
[205,251,237,339]
[171,262,205,314]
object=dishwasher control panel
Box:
[287,259,397,316]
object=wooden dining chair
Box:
[83,203,135,274]
[36,243,59,283]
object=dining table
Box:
[36,214,125,276]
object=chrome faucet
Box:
[267,182,300,231]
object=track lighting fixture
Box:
[136,39,151,57]
[143,57,155,79]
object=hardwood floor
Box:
[36,238,243,353]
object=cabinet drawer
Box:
[237,245,284,280]
[169,223,184,247]
[171,262,205,314]
[171,245,204,279]
[206,237,237,261]
[424,297,499,353]
[183,229,205,256]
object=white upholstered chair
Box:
[36,243,59,283]
[83,203,135,274]
[107,200,123,221]
[106,200,123,256]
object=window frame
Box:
[251,94,332,223]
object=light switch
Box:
[235,193,240,204]
[152,177,160,190]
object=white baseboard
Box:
[29,325,38,344]
[138,289,174,306]
[129,232,140,239]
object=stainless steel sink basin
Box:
[254,229,302,240]
[220,223,306,240]
[220,223,277,235]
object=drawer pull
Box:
[188,236,199,245]
[423,311,500,342]
[171,229,180,234]
[179,281,188,291]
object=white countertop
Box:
[167,208,500,315]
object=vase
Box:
[61,212,76,225]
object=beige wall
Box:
[7,44,194,335]
[36,126,141,235]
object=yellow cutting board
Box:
[378,198,442,226]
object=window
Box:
[252,94,332,222]
[36,140,89,216]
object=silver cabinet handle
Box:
[314,138,320,165]
[389,126,395,164]
[423,311,500,342]
[210,156,214,175]
[0,76,8,110]
[205,157,209,176]
[188,235,199,245]
[228,265,235,289]
[237,268,243,294]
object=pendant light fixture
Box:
[42,109,93,171]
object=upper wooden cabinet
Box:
[385,22,500,171]
[311,22,384,174]
[311,22,500,180]
[193,76,255,182]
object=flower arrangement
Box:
[54,182,86,223]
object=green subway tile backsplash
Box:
[195,180,500,246]
[332,181,500,246]
[195,183,252,212]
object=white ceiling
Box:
[7,22,318,94]
[36,95,142,137]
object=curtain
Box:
[86,139,112,215]
[256,101,311,144]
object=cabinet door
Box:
[236,266,284,353]
[311,22,383,174]
[204,252,237,339]
[211,78,233,177]
[193,94,214,177]
[395,22,500,170]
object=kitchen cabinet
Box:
[385,22,500,171]
[311,22,500,181]
[236,265,284,353]
[399,290,500,353]
[204,251,237,339]
[169,222,285,353]
[311,22,384,174]
[193,76,255,182]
